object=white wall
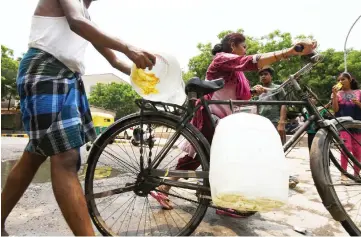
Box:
[82,73,128,95]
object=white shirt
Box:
[28,0,89,74]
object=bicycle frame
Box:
[202,99,317,153]
[148,98,321,183]
[150,54,326,171]
[142,53,354,192]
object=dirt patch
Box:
[312,223,344,236]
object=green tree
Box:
[1,45,20,103]
[187,42,213,80]
[299,49,361,103]
[182,70,196,83]
[88,82,141,118]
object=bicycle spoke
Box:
[90,184,136,199]
[86,117,209,236]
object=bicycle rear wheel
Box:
[85,112,211,236]
[310,120,361,236]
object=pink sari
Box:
[179,53,258,155]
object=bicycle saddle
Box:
[185,77,225,96]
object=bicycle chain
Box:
[155,188,206,204]
[155,188,257,216]
[147,124,153,167]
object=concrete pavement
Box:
[1,137,351,236]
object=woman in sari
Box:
[151,33,317,217]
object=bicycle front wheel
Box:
[310,120,361,236]
[84,112,211,236]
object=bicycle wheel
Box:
[310,120,361,236]
[85,111,211,236]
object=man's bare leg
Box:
[50,149,95,236]
[1,151,47,234]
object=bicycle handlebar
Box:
[294,44,304,52]
[294,44,319,62]
[249,43,322,96]
[252,50,322,97]
[292,53,322,79]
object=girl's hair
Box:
[339,72,359,90]
[211,33,246,55]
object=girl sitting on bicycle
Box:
[332,72,361,183]
[151,32,316,216]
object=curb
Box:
[1,134,29,138]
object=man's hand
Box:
[125,45,156,70]
[59,0,156,66]
[252,85,266,96]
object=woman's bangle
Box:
[281,49,290,60]
[273,52,279,61]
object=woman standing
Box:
[332,72,361,183]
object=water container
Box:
[130,53,186,106]
[209,112,288,212]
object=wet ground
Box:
[1,159,124,188]
[1,137,352,236]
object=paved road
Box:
[1,137,351,236]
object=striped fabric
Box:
[17,48,97,157]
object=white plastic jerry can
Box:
[209,112,288,212]
[130,53,186,106]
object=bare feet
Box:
[150,185,173,210]
[341,174,348,184]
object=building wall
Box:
[90,106,116,117]
[1,112,23,131]
[1,107,115,131]
[1,98,18,109]
[82,73,127,95]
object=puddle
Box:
[1,160,124,188]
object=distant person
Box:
[302,96,330,151]
[1,0,156,236]
[257,66,301,188]
[332,72,361,183]
[257,66,287,144]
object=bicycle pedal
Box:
[197,194,212,200]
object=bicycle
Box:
[84,52,361,236]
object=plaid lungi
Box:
[17,48,97,157]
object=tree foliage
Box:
[183,29,361,103]
[88,82,141,118]
[1,45,20,100]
